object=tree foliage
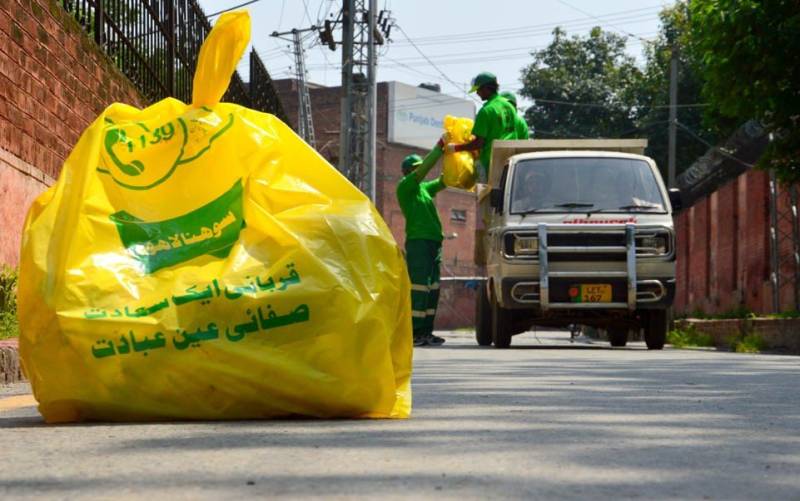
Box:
[519,27,643,140]
[518,15,724,177]
[635,3,731,176]
[690,0,800,181]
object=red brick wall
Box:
[0,0,145,266]
[675,169,780,315]
[434,279,478,330]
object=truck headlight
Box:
[638,235,669,255]
[514,236,539,255]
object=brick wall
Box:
[434,279,478,330]
[674,168,783,315]
[0,0,145,266]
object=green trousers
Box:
[405,239,442,336]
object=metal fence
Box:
[249,49,285,118]
[60,0,286,121]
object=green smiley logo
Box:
[97,110,234,191]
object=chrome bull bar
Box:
[538,223,638,311]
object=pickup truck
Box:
[475,139,682,349]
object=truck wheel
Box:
[492,300,513,349]
[645,309,668,350]
[475,283,492,346]
[607,328,628,347]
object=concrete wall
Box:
[0,0,144,267]
[674,168,798,315]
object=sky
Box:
[198,0,673,107]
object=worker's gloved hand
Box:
[444,143,458,154]
[436,132,450,149]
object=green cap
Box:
[401,154,423,174]
[469,71,497,93]
[500,91,517,109]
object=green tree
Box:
[636,3,732,176]
[690,0,800,182]
[519,27,644,139]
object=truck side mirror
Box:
[668,188,683,211]
[489,188,504,212]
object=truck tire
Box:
[645,309,668,350]
[475,283,492,346]
[607,328,628,347]
[492,300,513,349]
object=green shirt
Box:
[396,175,445,242]
[515,113,530,139]
[471,93,518,177]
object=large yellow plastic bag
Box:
[17,11,412,423]
[441,115,476,190]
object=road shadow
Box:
[2,340,799,498]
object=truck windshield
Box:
[510,157,666,214]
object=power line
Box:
[674,121,755,169]
[554,0,651,43]
[307,0,335,83]
[304,33,656,71]
[393,24,477,101]
[301,0,315,26]
[388,7,662,46]
[392,16,660,48]
[207,0,263,18]
[382,56,455,86]
[384,20,658,50]
[277,0,286,30]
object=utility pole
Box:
[366,0,378,202]
[313,1,391,200]
[668,46,678,188]
[338,0,357,192]
[271,27,317,148]
[337,0,389,202]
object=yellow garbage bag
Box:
[441,115,476,190]
[17,11,412,423]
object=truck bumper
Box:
[500,276,676,311]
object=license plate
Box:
[569,284,611,303]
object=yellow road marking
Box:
[0,394,37,412]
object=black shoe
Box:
[426,333,445,346]
[413,335,428,347]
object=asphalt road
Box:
[2,331,799,500]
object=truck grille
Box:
[549,233,625,247]
[504,229,671,260]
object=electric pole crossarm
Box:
[271,27,317,148]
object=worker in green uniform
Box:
[397,145,447,347]
[444,71,518,181]
[500,91,531,139]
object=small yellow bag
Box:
[17,12,412,423]
[441,115,476,190]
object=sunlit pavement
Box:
[2,330,799,499]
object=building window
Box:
[451,209,467,223]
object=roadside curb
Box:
[0,338,24,384]
[676,318,800,355]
